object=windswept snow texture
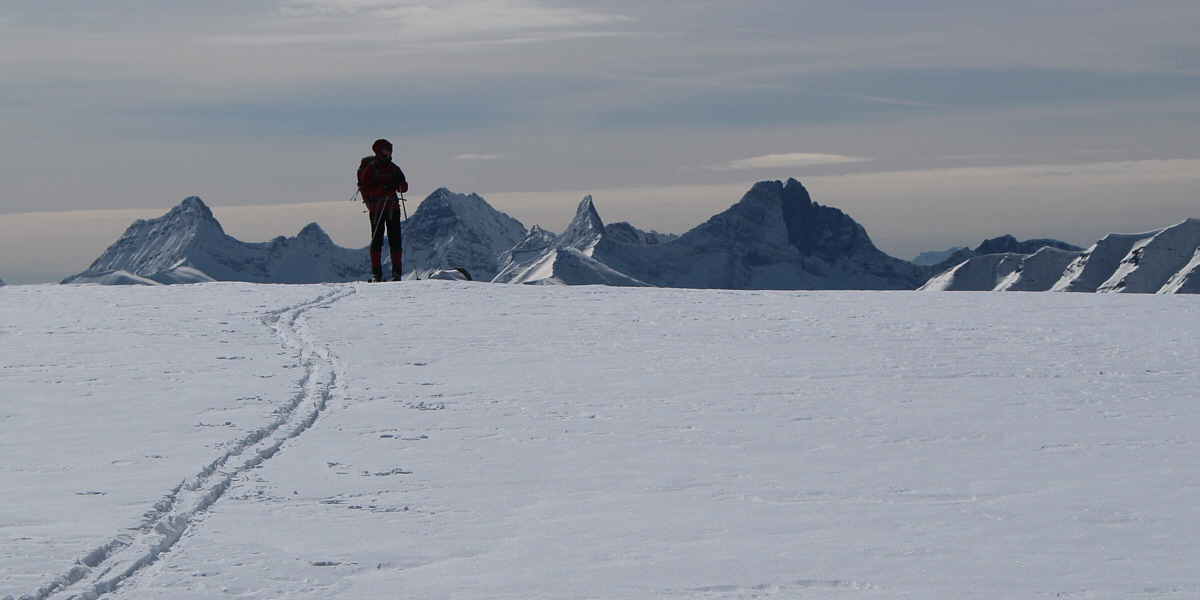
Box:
[3,283,1199,600]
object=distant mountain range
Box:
[921,219,1200,294]
[62,197,367,285]
[61,180,1198,293]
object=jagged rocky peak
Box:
[773,178,877,260]
[159,196,224,233]
[557,195,605,252]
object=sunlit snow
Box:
[2,282,1198,599]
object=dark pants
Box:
[368,207,403,278]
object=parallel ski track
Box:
[27,285,355,600]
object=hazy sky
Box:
[2,1,1198,283]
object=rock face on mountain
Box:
[499,179,932,289]
[922,219,1200,294]
[603,222,678,246]
[404,188,528,282]
[63,197,369,285]
[920,248,1084,292]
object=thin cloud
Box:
[210,0,632,47]
[701,153,873,171]
[454,153,504,161]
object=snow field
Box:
[2,283,1199,599]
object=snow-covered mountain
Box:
[403,188,528,282]
[62,197,369,285]
[921,218,1200,294]
[1055,218,1200,293]
[920,248,1084,292]
[67,185,1195,293]
[492,196,652,286]
[498,179,933,289]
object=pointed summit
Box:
[579,179,930,289]
[296,222,333,244]
[67,196,226,281]
[170,196,224,233]
[63,197,370,284]
[406,188,528,281]
[557,195,605,254]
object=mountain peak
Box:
[297,222,332,244]
[168,196,223,233]
[776,179,877,260]
[556,195,605,254]
[405,188,528,281]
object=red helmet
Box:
[372,139,392,154]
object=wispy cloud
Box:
[209,0,632,47]
[454,153,504,161]
[699,153,873,171]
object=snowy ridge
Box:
[492,225,558,283]
[919,253,1025,292]
[70,197,225,279]
[995,247,1084,291]
[920,248,1084,292]
[1093,218,1200,293]
[63,198,369,285]
[1052,232,1164,292]
[403,188,528,281]
[27,286,353,600]
[493,196,651,286]
[66,185,1196,292]
[497,180,931,289]
[923,219,1200,294]
[1160,247,1200,294]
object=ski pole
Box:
[400,193,419,280]
[368,204,386,281]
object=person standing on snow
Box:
[358,139,409,282]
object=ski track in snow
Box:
[4,284,1199,600]
[24,286,354,600]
